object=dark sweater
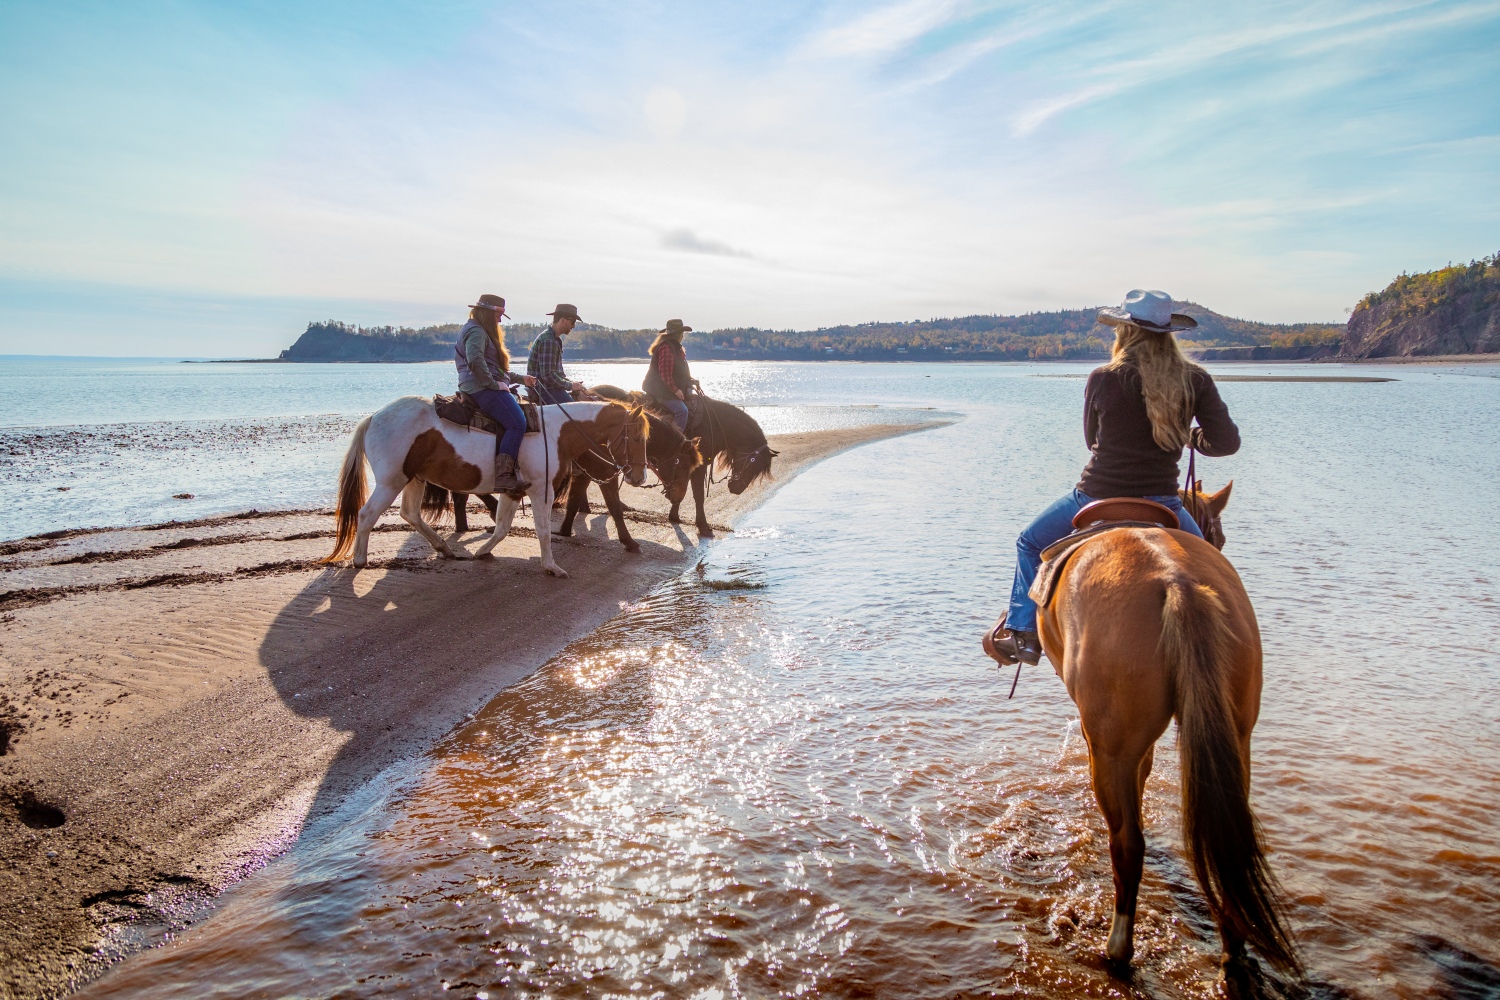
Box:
[1076,364,1240,498]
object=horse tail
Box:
[1163,580,1301,975]
[323,416,371,564]
[422,483,451,524]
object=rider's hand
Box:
[675,390,685,400]
[522,375,537,388]
[572,381,585,393]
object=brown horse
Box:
[591,385,776,537]
[427,408,703,553]
[1033,482,1300,989]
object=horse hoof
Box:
[624,542,641,554]
[1105,915,1134,966]
[668,512,681,523]
[352,559,367,570]
[697,526,715,539]
[474,552,494,561]
[545,566,570,579]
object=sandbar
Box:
[0,420,938,1000]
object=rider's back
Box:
[1077,365,1239,499]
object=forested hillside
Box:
[279,304,1342,362]
[1342,253,1500,358]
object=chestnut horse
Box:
[324,396,648,577]
[1034,482,1300,988]
[431,409,704,554]
[591,385,777,537]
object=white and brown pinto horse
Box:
[324,396,649,577]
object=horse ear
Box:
[1208,480,1233,514]
[768,448,780,457]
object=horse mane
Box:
[702,397,772,485]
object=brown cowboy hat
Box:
[547,303,582,322]
[468,293,509,319]
[660,318,692,335]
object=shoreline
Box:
[0,420,944,1000]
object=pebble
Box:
[46,851,57,858]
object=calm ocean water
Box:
[24,356,1500,998]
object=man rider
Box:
[528,303,588,405]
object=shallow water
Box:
[64,360,1500,998]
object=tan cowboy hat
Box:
[660,318,692,335]
[468,293,509,319]
[1098,289,1196,332]
[547,303,582,322]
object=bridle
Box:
[1182,446,1225,549]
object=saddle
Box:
[1028,498,1181,611]
[433,392,541,434]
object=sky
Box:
[2,0,1498,356]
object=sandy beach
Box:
[0,421,935,1000]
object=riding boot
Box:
[493,452,530,497]
[982,612,1042,666]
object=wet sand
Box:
[0,421,936,1000]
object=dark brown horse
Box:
[1032,482,1300,991]
[591,385,776,538]
[426,408,703,553]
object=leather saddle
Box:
[433,392,541,434]
[1028,498,1182,611]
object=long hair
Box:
[470,306,511,371]
[1104,324,1201,451]
[648,328,684,357]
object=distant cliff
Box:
[279,321,462,362]
[1342,253,1500,358]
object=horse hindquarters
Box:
[1163,581,1300,977]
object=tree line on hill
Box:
[277,254,1499,362]
[279,306,1343,363]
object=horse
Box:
[430,409,704,554]
[323,396,649,577]
[1030,481,1301,990]
[591,385,777,537]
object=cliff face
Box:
[1342,255,1500,358]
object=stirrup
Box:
[982,612,1041,667]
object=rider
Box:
[988,289,1241,667]
[528,303,588,404]
[454,293,535,496]
[643,318,696,431]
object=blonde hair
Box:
[469,306,511,372]
[1104,324,1201,451]
[648,328,683,356]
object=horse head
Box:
[617,405,651,487]
[1180,480,1232,549]
[726,444,778,495]
[661,435,703,506]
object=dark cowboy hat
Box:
[659,318,692,335]
[547,303,582,322]
[1098,289,1196,333]
[468,293,509,319]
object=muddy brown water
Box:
[71,362,1500,998]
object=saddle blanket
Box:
[1028,520,1176,611]
[433,392,541,434]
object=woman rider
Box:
[454,294,536,496]
[643,318,695,431]
[987,289,1241,667]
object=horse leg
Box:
[481,493,499,522]
[1088,742,1153,966]
[691,465,713,538]
[470,494,518,560]
[352,480,404,569]
[529,478,567,577]
[600,477,639,553]
[400,480,459,559]
[557,476,587,538]
[452,492,470,532]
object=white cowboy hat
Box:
[1098,289,1197,332]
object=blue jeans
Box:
[534,384,573,405]
[659,397,689,431]
[469,388,527,460]
[1006,488,1203,632]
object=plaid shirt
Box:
[526,328,571,391]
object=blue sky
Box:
[2,0,1497,355]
